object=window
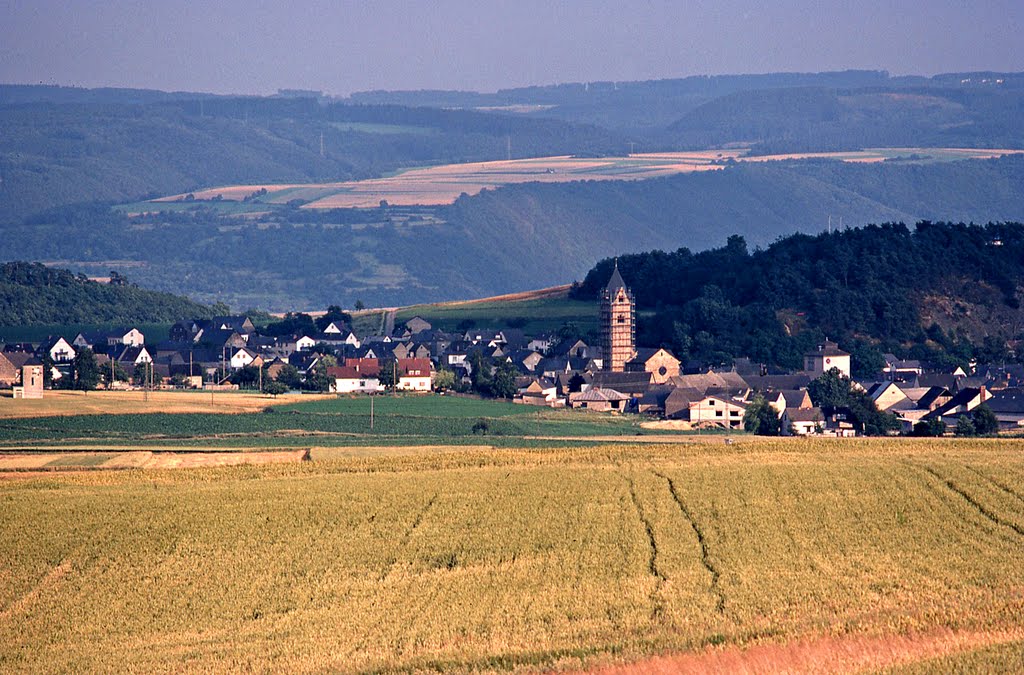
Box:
[658,366,667,376]
[716,411,723,417]
[617,315,625,324]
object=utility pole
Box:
[320,132,325,158]
[370,394,374,431]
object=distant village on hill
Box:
[2,264,1017,438]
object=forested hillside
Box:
[572,222,1024,373]
[0,261,213,325]
[0,97,623,224]
[3,156,1024,310]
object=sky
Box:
[2,0,1023,96]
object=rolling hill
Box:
[3,155,1024,311]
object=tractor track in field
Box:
[965,464,1024,505]
[621,470,665,621]
[653,469,725,614]
[916,463,1024,538]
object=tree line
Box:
[573,221,1024,373]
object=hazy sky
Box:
[2,0,1023,95]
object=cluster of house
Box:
[0,316,447,394]
[4,265,1023,435]
[527,337,1024,435]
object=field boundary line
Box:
[653,470,726,614]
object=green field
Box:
[2,439,1023,671]
[0,395,656,449]
[349,287,610,336]
[395,298,600,334]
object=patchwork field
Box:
[2,439,1023,671]
[148,147,1024,210]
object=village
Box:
[2,264,1021,437]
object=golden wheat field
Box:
[1,438,1023,672]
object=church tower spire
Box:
[600,259,636,372]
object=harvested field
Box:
[1,439,1023,671]
[0,390,330,419]
[149,147,1024,210]
[0,450,309,473]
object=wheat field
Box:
[1,439,1023,671]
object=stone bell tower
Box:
[600,259,636,372]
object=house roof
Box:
[397,358,433,377]
[806,340,849,358]
[576,387,630,402]
[926,388,984,419]
[984,388,1024,414]
[744,374,812,392]
[626,347,678,366]
[669,371,749,395]
[4,351,39,368]
[114,345,149,363]
[327,365,377,380]
[786,407,824,422]
[591,371,652,392]
[344,358,381,377]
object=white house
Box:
[229,347,261,370]
[293,335,317,352]
[689,395,748,429]
[115,345,153,367]
[396,358,433,391]
[804,340,851,378]
[327,365,382,393]
[45,337,76,363]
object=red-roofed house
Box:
[397,358,433,391]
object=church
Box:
[598,261,682,382]
[599,260,636,372]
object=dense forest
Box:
[3,156,1024,310]
[0,261,213,325]
[572,222,1024,373]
